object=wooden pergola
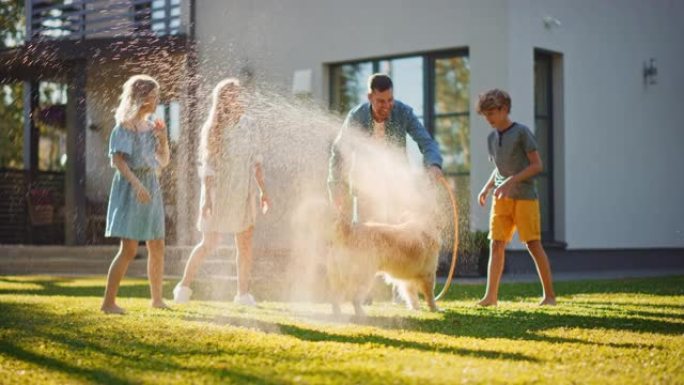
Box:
[0,0,198,245]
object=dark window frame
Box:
[534,49,555,241]
[328,47,470,178]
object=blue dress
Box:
[105,124,165,241]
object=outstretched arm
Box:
[405,108,443,170]
[153,118,170,168]
[478,169,497,206]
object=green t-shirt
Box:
[487,122,539,199]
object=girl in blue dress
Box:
[101,75,170,314]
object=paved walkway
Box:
[444,268,684,285]
[1,245,682,283]
[442,247,684,284]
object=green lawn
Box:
[0,275,682,385]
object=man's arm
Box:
[405,107,443,169]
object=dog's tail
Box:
[382,274,418,308]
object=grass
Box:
[0,275,682,385]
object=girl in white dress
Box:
[174,78,270,306]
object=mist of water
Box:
[2,33,459,311]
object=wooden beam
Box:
[22,81,39,173]
[0,34,188,83]
[175,0,197,246]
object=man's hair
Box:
[476,89,511,114]
[368,73,393,93]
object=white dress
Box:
[197,115,263,234]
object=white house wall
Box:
[193,0,684,249]
[508,0,684,248]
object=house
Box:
[2,0,683,252]
[0,0,196,245]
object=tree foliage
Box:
[0,0,25,169]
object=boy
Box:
[476,89,556,306]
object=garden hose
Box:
[435,174,459,301]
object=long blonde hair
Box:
[115,74,160,128]
[199,78,242,169]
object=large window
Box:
[329,49,471,218]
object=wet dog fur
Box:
[326,216,441,316]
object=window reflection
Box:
[0,83,25,169]
[330,50,471,233]
[37,82,68,172]
[330,62,373,115]
[380,57,424,118]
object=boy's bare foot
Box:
[101,304,126,314]
[477,298,498,307]
[539,297,556,306]
[151,300,170,309]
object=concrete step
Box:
[0,245,282,279]
[0,244,301,301]
[0,245,234,261]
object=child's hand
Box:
[201,195,213,218]
[260,192,271,215]
[135,184,151,204]
[493,179,515,199]
[153,118,167,140]
[478,188,490,206]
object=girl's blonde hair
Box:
[199,78,241,169]
[115,74,160,127]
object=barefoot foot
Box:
[151,300,170,309]
[101,304,126,314]
[477,298,498,307]
[539,297,556,306]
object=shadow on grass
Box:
[0,340,133,385]
[439,275,684,302]
[0,302,302,385]
[570,302,684,320]
[347,309,683,349]
[183,314,539,362]
[0,276,177,299]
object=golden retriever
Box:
[326,215,441,316]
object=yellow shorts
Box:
[489,198,541,242]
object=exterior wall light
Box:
[643,58,657,85]
[543,15,562,29]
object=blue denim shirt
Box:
[327,100,443,196]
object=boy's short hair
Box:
[476,89,512,114]
[368,73,393,93]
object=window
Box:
[0,83,24,169]
[154,101,181,142]
[0,0,25,48]
[330,62,373,116]
[329,49,471,220]
[37,82,68,172]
